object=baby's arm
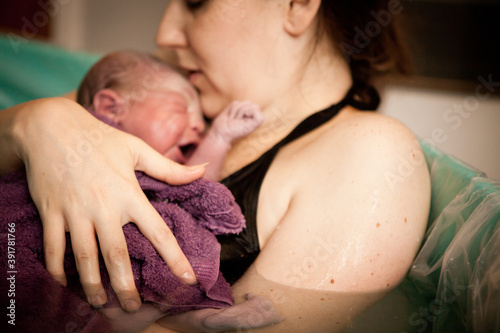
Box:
[100,294,282,333]
[187,101,263,181]
[156,294,283,332]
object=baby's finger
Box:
[94,220,141,312]
[229,101,252,117]
[69,221,107,308]
[249,106,264,124]
[131,196,197,285]
[229,100,258,119]
[236,102,261,119]
[42,213,68,287]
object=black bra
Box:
[217,85,380,284]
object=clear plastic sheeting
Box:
[410,177,500,332]
[346,142,500,333]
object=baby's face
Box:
[119,70,205,163]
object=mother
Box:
[0,0,431,331]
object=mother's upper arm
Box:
[255,113,431,292]
[230,114,430,331]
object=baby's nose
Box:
[190,117,206,136]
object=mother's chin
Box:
[196,90,235,121]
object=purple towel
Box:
[0,170,245,332]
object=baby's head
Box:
[77,51,205,163]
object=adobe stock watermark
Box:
[51,120,114,182]
[7,0,72,53]
[59,301,100,333]
[281,234,337,288]
[119,59,178,105]
[221,103,295,177]
[384,73,499,191]
[401,277,468,333]
[51,55,179,181]
[213,0,246,23]
[340,0,405,63]
[5,222,17,326]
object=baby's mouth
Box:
[180,143,197,161]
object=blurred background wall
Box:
[0,0,166,53]
[51,0,166,53]
[1,0,499,179]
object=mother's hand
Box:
[11,98,205,311]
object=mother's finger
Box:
[41,212,68,287]
[131,195,197,285]
[68,220,107,308]
[131,137,205,185]
[94,219,142,312]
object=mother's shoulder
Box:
[297,110,422,171]
[313,110,418,149]
[333,109,415,140]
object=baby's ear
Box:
[93,89,128,121]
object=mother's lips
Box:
[188,71,202,83]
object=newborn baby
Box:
[73,51,279,331]
[77,50,264,181]
[0,51,276,332]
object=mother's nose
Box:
[156,1,188,48]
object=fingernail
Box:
[188,162,209,171]
[123,299,140,312]
[88,292,106,308]
[56,275,68,287]
[181,271,197,285]
[89,301,102,309]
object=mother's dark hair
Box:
[318,0,410,92]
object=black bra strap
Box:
[218,85,379,284]
[276,84,379,149]
[348,85,380,111]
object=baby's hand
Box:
[210,101,264,143]
[157,294,284,332]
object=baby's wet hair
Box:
[77,50,177,109]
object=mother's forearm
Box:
[0,97,84,175]
[230,265,387,333]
